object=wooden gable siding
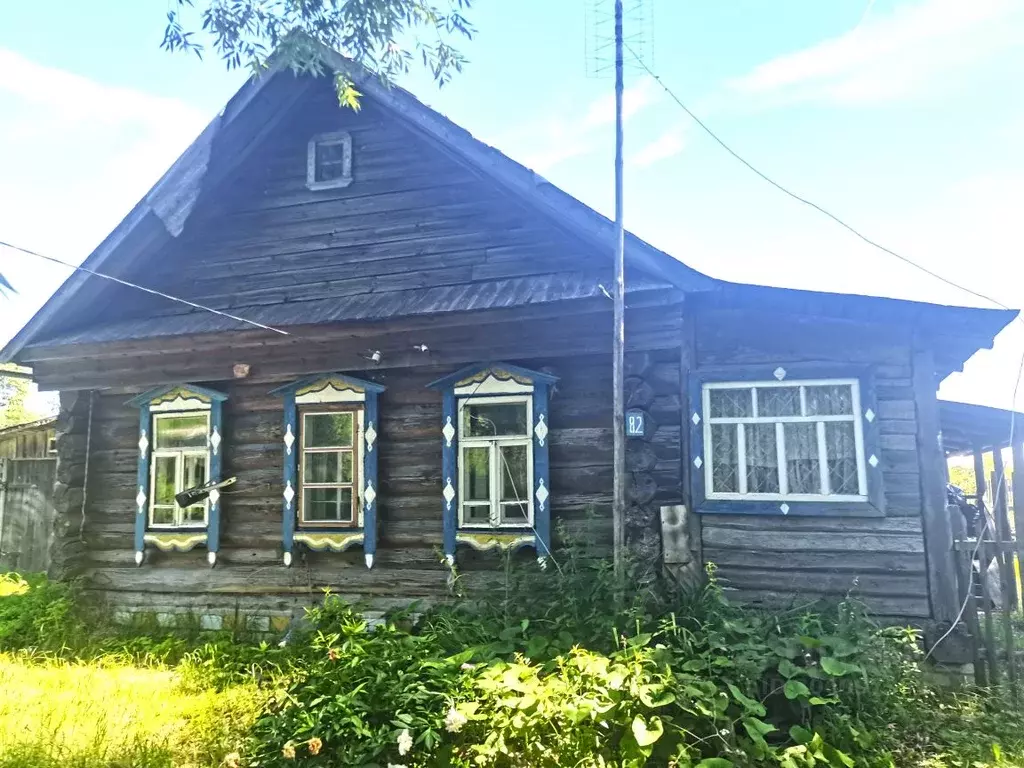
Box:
[76,77,649,332]
[50,302,682,617]
[693,307,931,620]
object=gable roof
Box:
[0,45,714,362]
[0,42,1017,374]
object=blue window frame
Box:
[271,374,384,569]
[427,363,557,566]
[689,365,884,517]
[127,384,228,565]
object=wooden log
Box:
[625,442,658,472]
[624,377,655,409]
[627,473,658,505]
[912,349,959,623]
[702,527,926,554]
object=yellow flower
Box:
[308,737,323,755]
[223,753,241,768]
[328,647,340,661]
[282,742,297,760]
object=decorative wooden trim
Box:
[144,531,208,552]
[430,363,557,565]
[130,383,227,566]
[294,531,364,552]
[456,531,536,554]
[272,373,384,568]
[689,365,885,518]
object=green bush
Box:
[0,572,80,651]
[3,562,1024,767]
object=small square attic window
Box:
[307,131,353,190]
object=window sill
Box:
[143,531,208,552]
[697,499,885,518]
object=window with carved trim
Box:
[150,412,210,528]
[703,379,868,501]
[298,407,361,527]
[458,396,533,528]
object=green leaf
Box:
[778,658,801,678]
[790,725,814,745]
[820,657,863,677]
[727,683,766,716]
[784,679,812,700]
[630,714,664,747]
[696,759,734,768]
[743,717,776,737]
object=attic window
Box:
[307,131,352,190]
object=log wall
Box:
[693,307,932,620]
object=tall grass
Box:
[0,652,263,767]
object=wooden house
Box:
[0,51,1015,637]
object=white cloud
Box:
[0,49,212,347]
[628,125,686,169]
[492,76,662,172]
[730,0,1023,105]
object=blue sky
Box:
[1,0,1023,410]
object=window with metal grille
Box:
[703,379,868,501]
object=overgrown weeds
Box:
[2,559,1023,767]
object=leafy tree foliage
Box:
[161,0,475,108]
[0,366,37,430]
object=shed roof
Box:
[0,416,57,439]
[940,400,1024,455]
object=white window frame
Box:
[306,131,353,191]
[149,411,211,529]
[457,395,534,528]
[298,407,362,528]
[703,378,868,502]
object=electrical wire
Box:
[622,43,1015,314]
[0,240,289,336]
[621,45,1024,659]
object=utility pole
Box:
[611,0,626,580]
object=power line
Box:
[622,43,1015,314]
[0,240,289,336]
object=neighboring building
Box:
[0,417,57,572]
[0,48,1015,640]
[0,416,56,459]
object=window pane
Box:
[463,504,491,524]
[499,444,529,502]
[303,451,352,484]
[304,487,354,522]
[183,453,207,491]
[758,387,800,417]
[154,456,177,505]
[708,388,752,418]
[464,447,490,501]
[806,385,853,416]
[181,505,206,525]
[710,424,739,493]
[746,424,780,494]
[304,413,354,448]
[825,422,860,494]
[155,415,208,450]
[151,506,174,525]
[500,503,529,525]
[316,141,349,182]
[462,403,528,437]
[785,423,820,494]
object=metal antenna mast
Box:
[611,0,626,580]
[585,0,652,579]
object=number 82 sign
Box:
[625,409,646,438]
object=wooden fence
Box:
[949,481,1023,696]
[0,458,56,573]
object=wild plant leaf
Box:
[696,758,734,767]
[790,725,814,745]
[820,657,863,678]
[728,683,766,716]
[630,714,664,747]
[784,679,812,700]
[778,658,801,678]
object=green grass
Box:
[0,652,263,768]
